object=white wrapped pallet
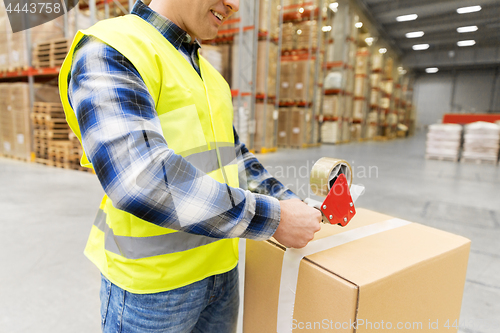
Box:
[462,121,500,163]
[425,124,462,161]
[320,121,338,144]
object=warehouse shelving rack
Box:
[275,0,327,148]
[321,0,357,144]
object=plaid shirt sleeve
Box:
[233,128,300,200]
[68,35,293,241]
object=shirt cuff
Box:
[247,193,281,241]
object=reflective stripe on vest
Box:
[94,209,219,260]
[185,145,237,175]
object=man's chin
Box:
[200,32,219,41]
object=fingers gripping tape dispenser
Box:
[305,157,365,226]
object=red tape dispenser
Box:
[305,157,364,227]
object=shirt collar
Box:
[131,0,201,50]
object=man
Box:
[59,0,321,332]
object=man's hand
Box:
[273,199,322,248]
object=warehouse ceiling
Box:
[357,0,500,70]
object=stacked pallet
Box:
[32,102,71,165]
[462,122,500,164]
[425,124,462,162]
[32,37,71,68]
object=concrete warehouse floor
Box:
[1,130,498,333]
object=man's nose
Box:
[224,0,239,13]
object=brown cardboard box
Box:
[350,123,362,141]
[320,121,339,144]
[279,62,293,101]
[256,41,278,96]
[277,108,289,147]
[254,103,276,151]
[370,89,380,106]
[353,99,365,120]
[293,60,315,102]
[243,208,470,333]
[322,95,339,118]
[289,107,306,147]
[355,54,369,75]
[372,53,383,71]
[354,76,366,97]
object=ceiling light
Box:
[329,2,338,12]
[396,14,418,22]
[457,40,476,47]
[405,31,424,38]
[379,48,387,54]
[457,26,478,33]
[298,7,304,13]
[322,25,332,32]
[426,67,439,74]
[457,5,481,14]
[297,29,302,35]
[412,44,429,50]
[355,22,363,28]
[365,37,374,46]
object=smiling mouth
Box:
[210,10,224,22]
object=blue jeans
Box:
[100,266,239,333]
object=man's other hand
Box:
[273,199,322,248]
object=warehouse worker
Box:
[59,0,321,331]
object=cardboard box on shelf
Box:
[343,96,353,118]
[366,123,378,139]
[372,53,383,71]
[243,208,470,333]
[354,76,366,97]
[254,103,276,151]
[279,61,293,101]
[289,107,306,147]
[322,95,339,118]
[341,119,350,142]
[380,97,390,109]
[277,107,289,146]
[256,41,278,96]
[353,99,365,119]
[355,52,369,74]
[370,73,382,89]
[293,60,315,102]
[320,120,338,144]
[350,123,362,141]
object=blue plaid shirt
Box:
[67,0,299,240]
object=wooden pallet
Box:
[460,157,498,165]
[34,129,71,140]
[425,154,459,162]
[33,102,65,117]
[32,38,70,68]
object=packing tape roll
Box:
[310,157,353,197]
[276,218,412,333]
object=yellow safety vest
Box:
[59,14,240,294]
